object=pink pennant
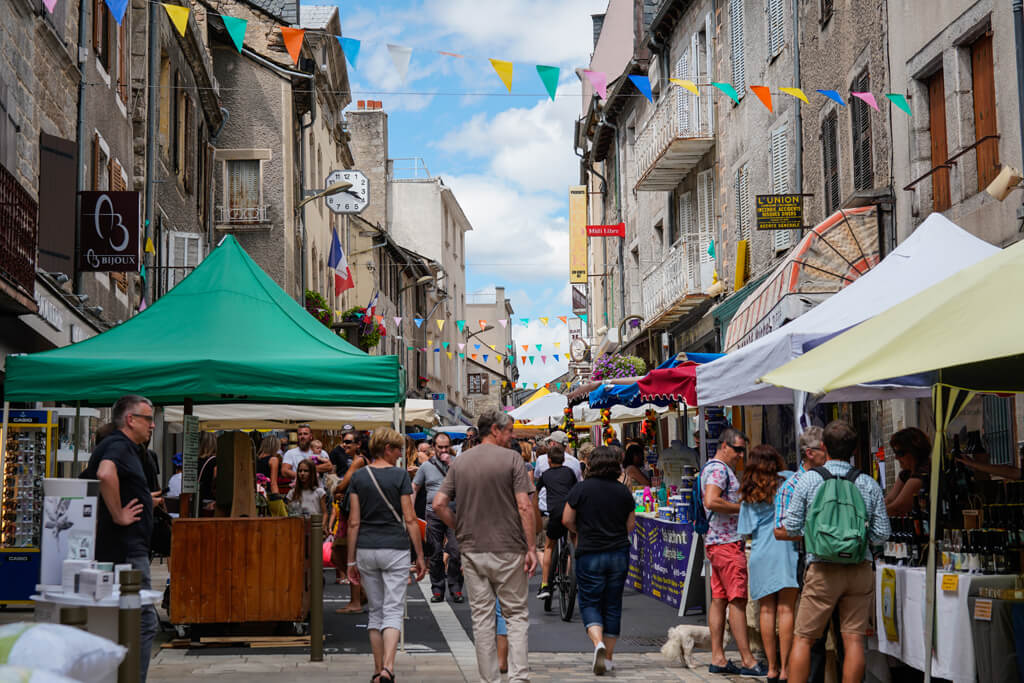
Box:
[394,317,402,327]
[43,0,58,12]
[584,70,607,100]
[458,343,465,351]
[541,355,547,363]
[851,91,879,111]
[498,319,508,328]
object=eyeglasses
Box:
[131,414,154,423]
[343,440,356,445]
[726,443,746,455]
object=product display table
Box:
[627,514,696,610]
[873,563,1016,682]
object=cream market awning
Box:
[163,399,438,430]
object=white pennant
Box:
[387,44,413,84]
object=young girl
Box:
[287,458,326,518]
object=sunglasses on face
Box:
[727,443,746,455]
[131,414,154,423]
[343,440,356,445]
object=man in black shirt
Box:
[85,395,157,682]
[535,443,579,600]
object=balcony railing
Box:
[640,242,709,327]
[633,86,715,192]
[0,164,38,299]
[218,204,269,224]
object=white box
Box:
[113,564,132,584]
[61,559,94,593]
[75,568,114,600]
[41,479,99,587]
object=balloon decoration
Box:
[601,408,616,446]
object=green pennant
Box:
[456,320,466,332]
[139,264,147,281]
[221,14,248,53]
[528,356,535,364]
[711,82,741,104]
[580,314,588,323]
[885,93,912,116]
[707,239,716,259]
[535,344,542,352]
[520,318,529,326]
[536,65,560,101]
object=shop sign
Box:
[34,292,64,332]
[586,222,625,237]
[568,186,588,284]
[78,191,141,272]
[755,194,803,231]
[181,415,200,495]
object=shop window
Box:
[767,0,785,59]
[729,0,746,98]
[468,373,488,395]
[970,31,999,192]
[225,159,263,223]
[926,69,950,211]
[771,125,791,251]
[821,110,840,214]
[850,70,873,191]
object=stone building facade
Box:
[464,286,517,415]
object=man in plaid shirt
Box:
[773,427,826,536]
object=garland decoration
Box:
[640,408,658,447]
[601,408,616,445]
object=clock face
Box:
[325,170,369,214]
[569,338,587,362]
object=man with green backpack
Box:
[782,420,890,683]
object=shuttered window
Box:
[108,159,128,292]
[771,125,791,251]
[970,32,999,192]
[468,373,489,395]
[704,13,715,134]
[226,159,261,222]
[166,231,203,290]
[680,191,697,286]
[850,70,873,191]
[0,78,14,172]
[729,0,746,98]
[117,15,128,103]
[767,0,785,58]
[820,0,833,27]
[734,165,751,242]
[675,52,690,134]
[821,111,840,214]
[927,70,950,211]
[93,0,113,73]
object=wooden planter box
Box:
[169,517,309,624]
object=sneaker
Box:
[430,593,444,603]
[738,661,769,678]
[604,659,615,673]
[709,661,741,675]
[452,592,465,603]
[593,642,607,675]
[536,584,552,600]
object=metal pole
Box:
[309,513,324,662]
[1012,0,1024,231]
[143,0,160,305]
[72,401,81,476]
[73,0,90,294]
[117,569,142,683]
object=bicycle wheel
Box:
[557,537,576,622]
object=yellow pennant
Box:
[489,344,496,351]
[669,78,699,95]
[447,352,453,359]
[489,59,514,92]
[436,319,445,332]
[539,317,549,326]
[779,87,809,103]
[427,339,433,347]
[144,237,156,254]
[162,3,190,37]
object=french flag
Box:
[328,227,354,295]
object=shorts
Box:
[705,541,748,601]
[546,507,568,541]
[495,597,507,636]
[794,561,874,639]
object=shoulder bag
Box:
[365,467,408,537]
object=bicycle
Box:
[550,533,576,622]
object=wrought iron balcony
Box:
[0,164,38,311]
[640,243,709,328]
[633,86,715,192]
[218,204,269,224]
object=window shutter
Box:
[822,111,840,214]
[91,134,101,189]
[735,165,751,242]
[771,126,791,250]
[971,33,999,191]
[92,0,102,52]
[851,71,873,191]
[675,52,689,134]
[705,12,715,134]
[680,191,697,287]
[117,17,128,103]
[768,0,785,58]
[729,0,746,97]
[700,170,715,262]
[690,32,700,135]
[927,70,950,211]
[227,159,260,219]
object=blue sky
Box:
[327,0,608,387]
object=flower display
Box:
[590,353,646,381]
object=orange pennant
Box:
[558,316,567,325]
[280,27,305,65]
[522,345,529,352]
[750,85,773,112]
[478,319,488,330]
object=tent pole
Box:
[73,401,81,475]
[923,379,944,683]
[1,403,8,481]
[697,406,706,466]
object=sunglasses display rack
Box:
[0,410,56,605]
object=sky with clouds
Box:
[331,0,607,388]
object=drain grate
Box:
[618,635,667,647]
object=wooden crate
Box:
[169,517,309,624]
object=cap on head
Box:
[546,431,569,446]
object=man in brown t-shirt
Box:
[434,408,537,683]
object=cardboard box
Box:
[41,479,99,587]
[75,568,114,600]
[61,559,94,593]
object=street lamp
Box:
[297,181,352,210]
[297,181,353,298]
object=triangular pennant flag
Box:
[580,314,588,323]
[558,316,567,325]
[669,78,700,95]
[162,3,190,36]
[817,89,846,106]
[498,319,508,328]
[471,353,477,360]
[394,317,402,328]
[708,238,716,259]
[520,318,529,326]
[439,51,464,58]
[489,344,496,351]
[338,37,360,69]
[436,319,445,332]
[456,320,466,332]
[529,356,535,365]
[779,87,808,103]
[279,27,305,66]
[387,44,413,84]
[553,342,560,349]
[474,344,481,350]
[545,384,550,389]
[144,237,156,254]
[427,339,433,346]
[851,91,879,111]
[553,354,559,362]
[521,356,527,364]
[535,344,542,352]
[407,345,414,351]
[375,315,383,324]
[533,383,538,389]
[414,317,424,328]
[750,85,772,112]
[478,319,487,330]
[521,345,528,352]
[536,65,560,100]
[222,14,248,52]
[885,93,911,116]
[539,317,549,326]
[711,82,740,104]
[433,348,440,353]
[458,343,465,351]
[483,355,489,362]
[137,295,147,312]
[459,353,465,359]
[443,342,450,350]
[489,59,514,92]
[628,75,653,102]
[522,383,528,389]
[42,0,57,13]
[104,0,129,25]
[447,352,453,359]
[541,355,547,363]
[584,70,607,99]
[139,264,147,281]
[506,344,513,350]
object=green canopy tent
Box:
[3,235,404,406]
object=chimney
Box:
[357,99,365,110]
[591,14,605,49]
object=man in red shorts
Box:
[701,427,765,677]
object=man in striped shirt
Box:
[773,426,826,536]
[783,421,890,683]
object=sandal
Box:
[379,667,394,682]
[335,604,366,614]
[371,675,381,683]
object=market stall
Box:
[628,514,703,616]
[1,236,405,631]
[761,233,1024,683]
[162,399,437,430]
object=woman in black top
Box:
[886,427,931,515]
[563,446,636,676]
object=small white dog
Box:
[660,624,731,669]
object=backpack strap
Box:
[844,467,862,483]
[812,466,833,480]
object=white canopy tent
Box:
[163,399,438,430]
[697,213,1000,407]
[508,392,568,426]
[573,402,670,426]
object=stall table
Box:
[873,563,1016,682]
[628,514,701,613]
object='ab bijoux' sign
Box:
[78,191,141,272]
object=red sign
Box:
[586,222,625,237]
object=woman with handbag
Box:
[347,428,427,683]
[334,436,370,613]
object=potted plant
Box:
[590,353,647,381]
[334,306,383,351]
